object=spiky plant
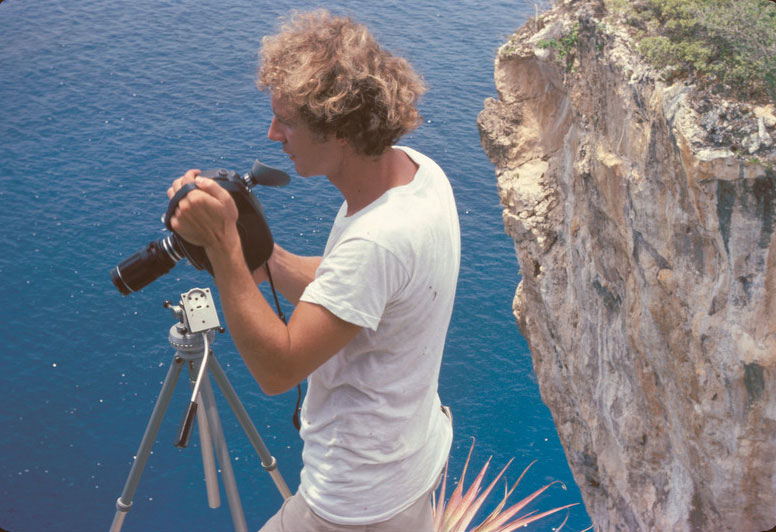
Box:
[432,439,585,532]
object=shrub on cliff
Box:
[606,0,776,103]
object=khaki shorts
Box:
[258,490,434,532]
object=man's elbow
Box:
[254,371,299,396]
[240,345,298,396]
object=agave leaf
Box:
[475,480,569,532]
[432,460,450,532]
[494,503,578,532]
[439,438,476,532]
[475,460,537,530]
[465,459,515,527]
[451,457,515,532]
[500,508,571,532]
[445,456,491,532]
[451,458,491,531]
[553,511,570,532]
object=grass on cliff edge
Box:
[605,0,776,103]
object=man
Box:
[167,10,460,532]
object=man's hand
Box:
[166,169,240,253]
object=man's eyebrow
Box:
[272,106,294,124]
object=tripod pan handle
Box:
[175,400,198,448]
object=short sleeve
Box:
[299,238,408,331]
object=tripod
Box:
[110,287,291,532]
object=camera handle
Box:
[163,181,200,229]
[109,287,291,532]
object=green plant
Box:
[537,23,580,72]
[500,33,521,57]
[433,439,584,532]
[605,0,776,102]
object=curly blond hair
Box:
[257,10,427,156]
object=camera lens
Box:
[111,235,185,295]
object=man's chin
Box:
[293,164,315,178]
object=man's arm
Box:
[168,173,360,395]
[211,238,359,395]
[253,244,321,305]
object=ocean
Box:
[0,0,591,530]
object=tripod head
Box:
[164,287,224,336]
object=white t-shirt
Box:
[297,146,460,525]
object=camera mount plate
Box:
[181,287,220,333]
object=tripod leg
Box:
[207,355,292,499]
[199,368,249,532]
[187,364,221,509]
[110,356,184,532]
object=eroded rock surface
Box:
[478,1,776,530]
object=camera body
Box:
[162,168,274,275]
[111,163,285,295]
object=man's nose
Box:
[268,117,284,142]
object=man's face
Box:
[267,95,343,178]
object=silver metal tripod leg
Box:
[194,389,220,509]
[208,355,292,499]
[110,356,184,532]
[198,365,249,532]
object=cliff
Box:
[477,1,776,530]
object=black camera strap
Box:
[264,262,303,432]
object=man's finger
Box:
[195,176,233,202]
[168,169,202,198]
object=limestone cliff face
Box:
[477,1,776,531]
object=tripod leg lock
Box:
[261,455,278,473]
[115,497,133,512]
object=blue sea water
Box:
[0,1,592,530]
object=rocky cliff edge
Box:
[477,0,776,530]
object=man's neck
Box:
[330,147,418,216]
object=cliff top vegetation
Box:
[504,0,776,158]
[604,0,776,104]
